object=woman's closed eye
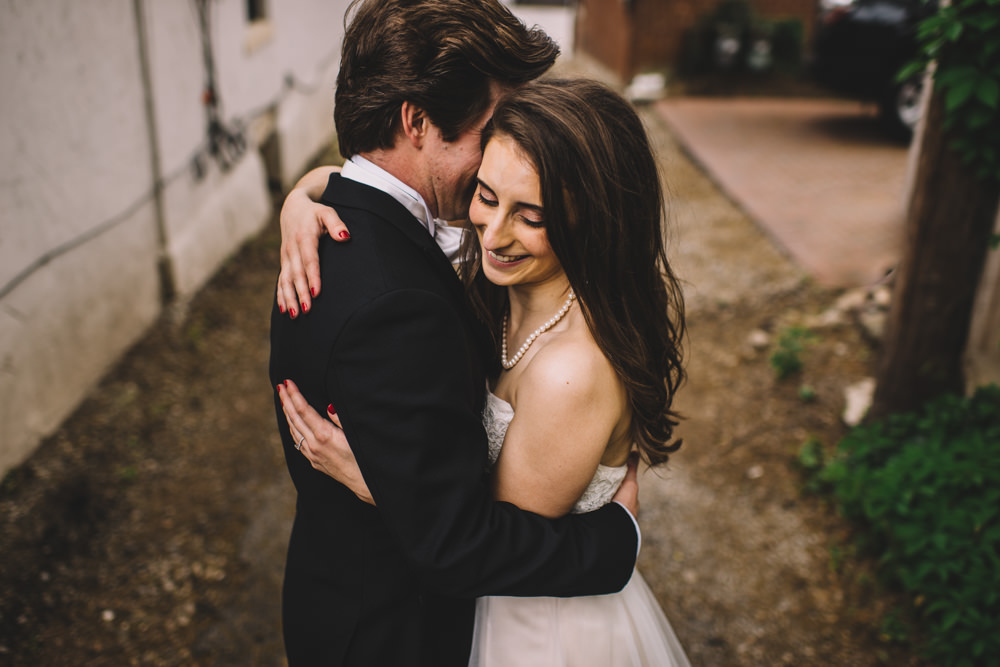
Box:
[519,213,545,228]
[476,182,499,206]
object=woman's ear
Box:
[399,101,428,148]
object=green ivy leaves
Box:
[821,385,1000,664]
[902,0,1000,182]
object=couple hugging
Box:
[269,0,691,664]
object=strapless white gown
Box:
[468,392,691,666]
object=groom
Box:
[269,1,640,664]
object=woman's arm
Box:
[276,166,350,317]
[492,341,631,518]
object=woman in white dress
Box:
[282,78,690,666]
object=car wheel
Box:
[879,75,924,140]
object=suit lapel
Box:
[324,175,463,295]
[322,175,494,378]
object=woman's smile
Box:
[486,249,529,266]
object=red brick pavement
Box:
[656,98,911,287]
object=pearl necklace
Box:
[501,289,576,370]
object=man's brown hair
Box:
[334,0,559,158]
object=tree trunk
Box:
[869,87,1000,420]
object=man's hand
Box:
[276,166,350,317]
[277,379,374,505]
[611,452,640,519]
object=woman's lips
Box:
[487,249,527,266]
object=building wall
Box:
[577,0,816,81]
[0,0,350,476]
[576,0,634,78]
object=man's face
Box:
[422,82,504,222]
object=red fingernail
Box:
[278,304,285,314]
[301,301,309,314]
[338,231,350,240]
[311,287,317,297]
[327,404,336,415]
[290,307,297,318]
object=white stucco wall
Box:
[0,1,163,474]
[0,0,350,476]
[506,2,578,54]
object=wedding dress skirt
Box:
[469,392,691,666]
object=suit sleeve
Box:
[326,289,638,598]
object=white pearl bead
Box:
[500,289,576,370]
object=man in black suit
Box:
[269,1,641,664]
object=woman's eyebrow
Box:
[476,178,543,213]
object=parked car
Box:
[812,0,938,139]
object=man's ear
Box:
[399,101,428,148]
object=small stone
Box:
[102,609,115,623]
[747,329,770,350]
[843,378,876,426]
[746,464,764,479]
[834,288,867,312]
[858,309,887,341]
[873,285,892,307]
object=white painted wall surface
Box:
[1,0,351,476]
[505,1,578,53]
[0,1,163,474]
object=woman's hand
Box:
[277,166,351,317]
[277,379,374,505]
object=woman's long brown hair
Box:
[461,78,686,466]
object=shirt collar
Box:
[340,155,466,263]
[341,155,436,235]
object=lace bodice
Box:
[483,391,628,514]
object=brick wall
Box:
[577,0,817,81]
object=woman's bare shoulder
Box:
[520,333,624,408]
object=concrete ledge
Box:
[168,152,272,299]
[276,62,338,190]
[0,206,162,474]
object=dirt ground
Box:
[0,82,928,665]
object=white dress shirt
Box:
[341,155,466,262]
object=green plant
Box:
[769,326,815,379]
[820,384,1000,665]
[798,435,825,470]
[798,384,817,402]
[900,0,1000,183]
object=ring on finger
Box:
[295,434,305,451]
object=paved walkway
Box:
[656,98,912,287]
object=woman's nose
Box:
[481,216,510,249]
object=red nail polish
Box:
[290,307,297,318]
[311,287,317,298]
[327,404,336,415]
[301,302,309,314]
[338,230,350,240]
[278,304,285,314]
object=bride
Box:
[280,78,690,666]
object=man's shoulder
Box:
[319,173,408,225]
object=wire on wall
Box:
[0,0,339,303]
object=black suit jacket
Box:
[269,174,638,666]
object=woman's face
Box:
[469,134,564,290]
